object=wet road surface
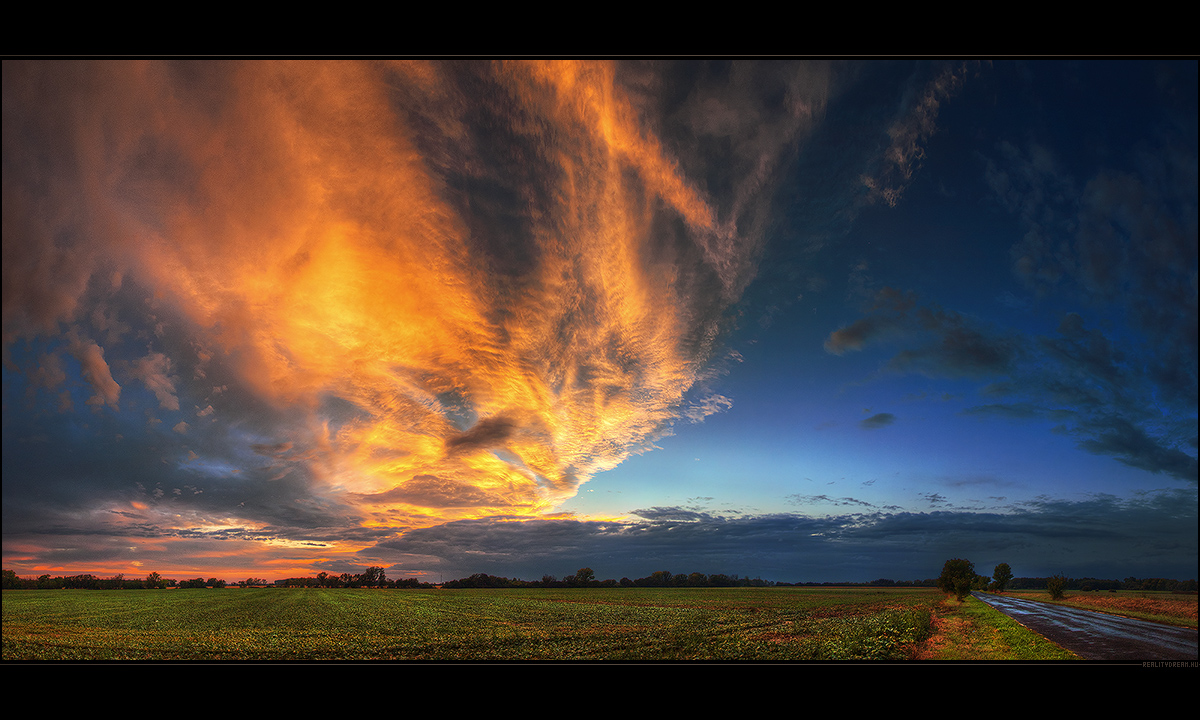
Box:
[972,592,1198,661]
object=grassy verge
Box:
[914,596,1079,661]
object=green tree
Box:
[991,563,1013,593]
[145,571,164,589]
[1046,574,1067,600]
[937,558,976,601]
[573,568,595,587]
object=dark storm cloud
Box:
[366,487,1196,581]
[2,328,372,551]
[371,512,857,581]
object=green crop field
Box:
[4,586,957,661]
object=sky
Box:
[3,59,1196,585]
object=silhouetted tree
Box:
[937,558,975,601]
[991,563,1013,593]
[359,566,386,587]
[641,570,674,587]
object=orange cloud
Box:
[4,60,792,552]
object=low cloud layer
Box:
[363,489,1196,582]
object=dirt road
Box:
[972,591,1198,661]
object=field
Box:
[2,586,1073,661]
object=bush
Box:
[1047,574,1067,600]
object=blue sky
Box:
[3,59,1196,584]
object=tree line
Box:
[1,567,426,590]
[7,565,1196,592]
[3,570,172,590]
[934,558,1197,602]
[440,569,780,589]
[273,568,431,589]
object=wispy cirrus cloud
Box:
[2,60,829,575]
[826,284,1197,483]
